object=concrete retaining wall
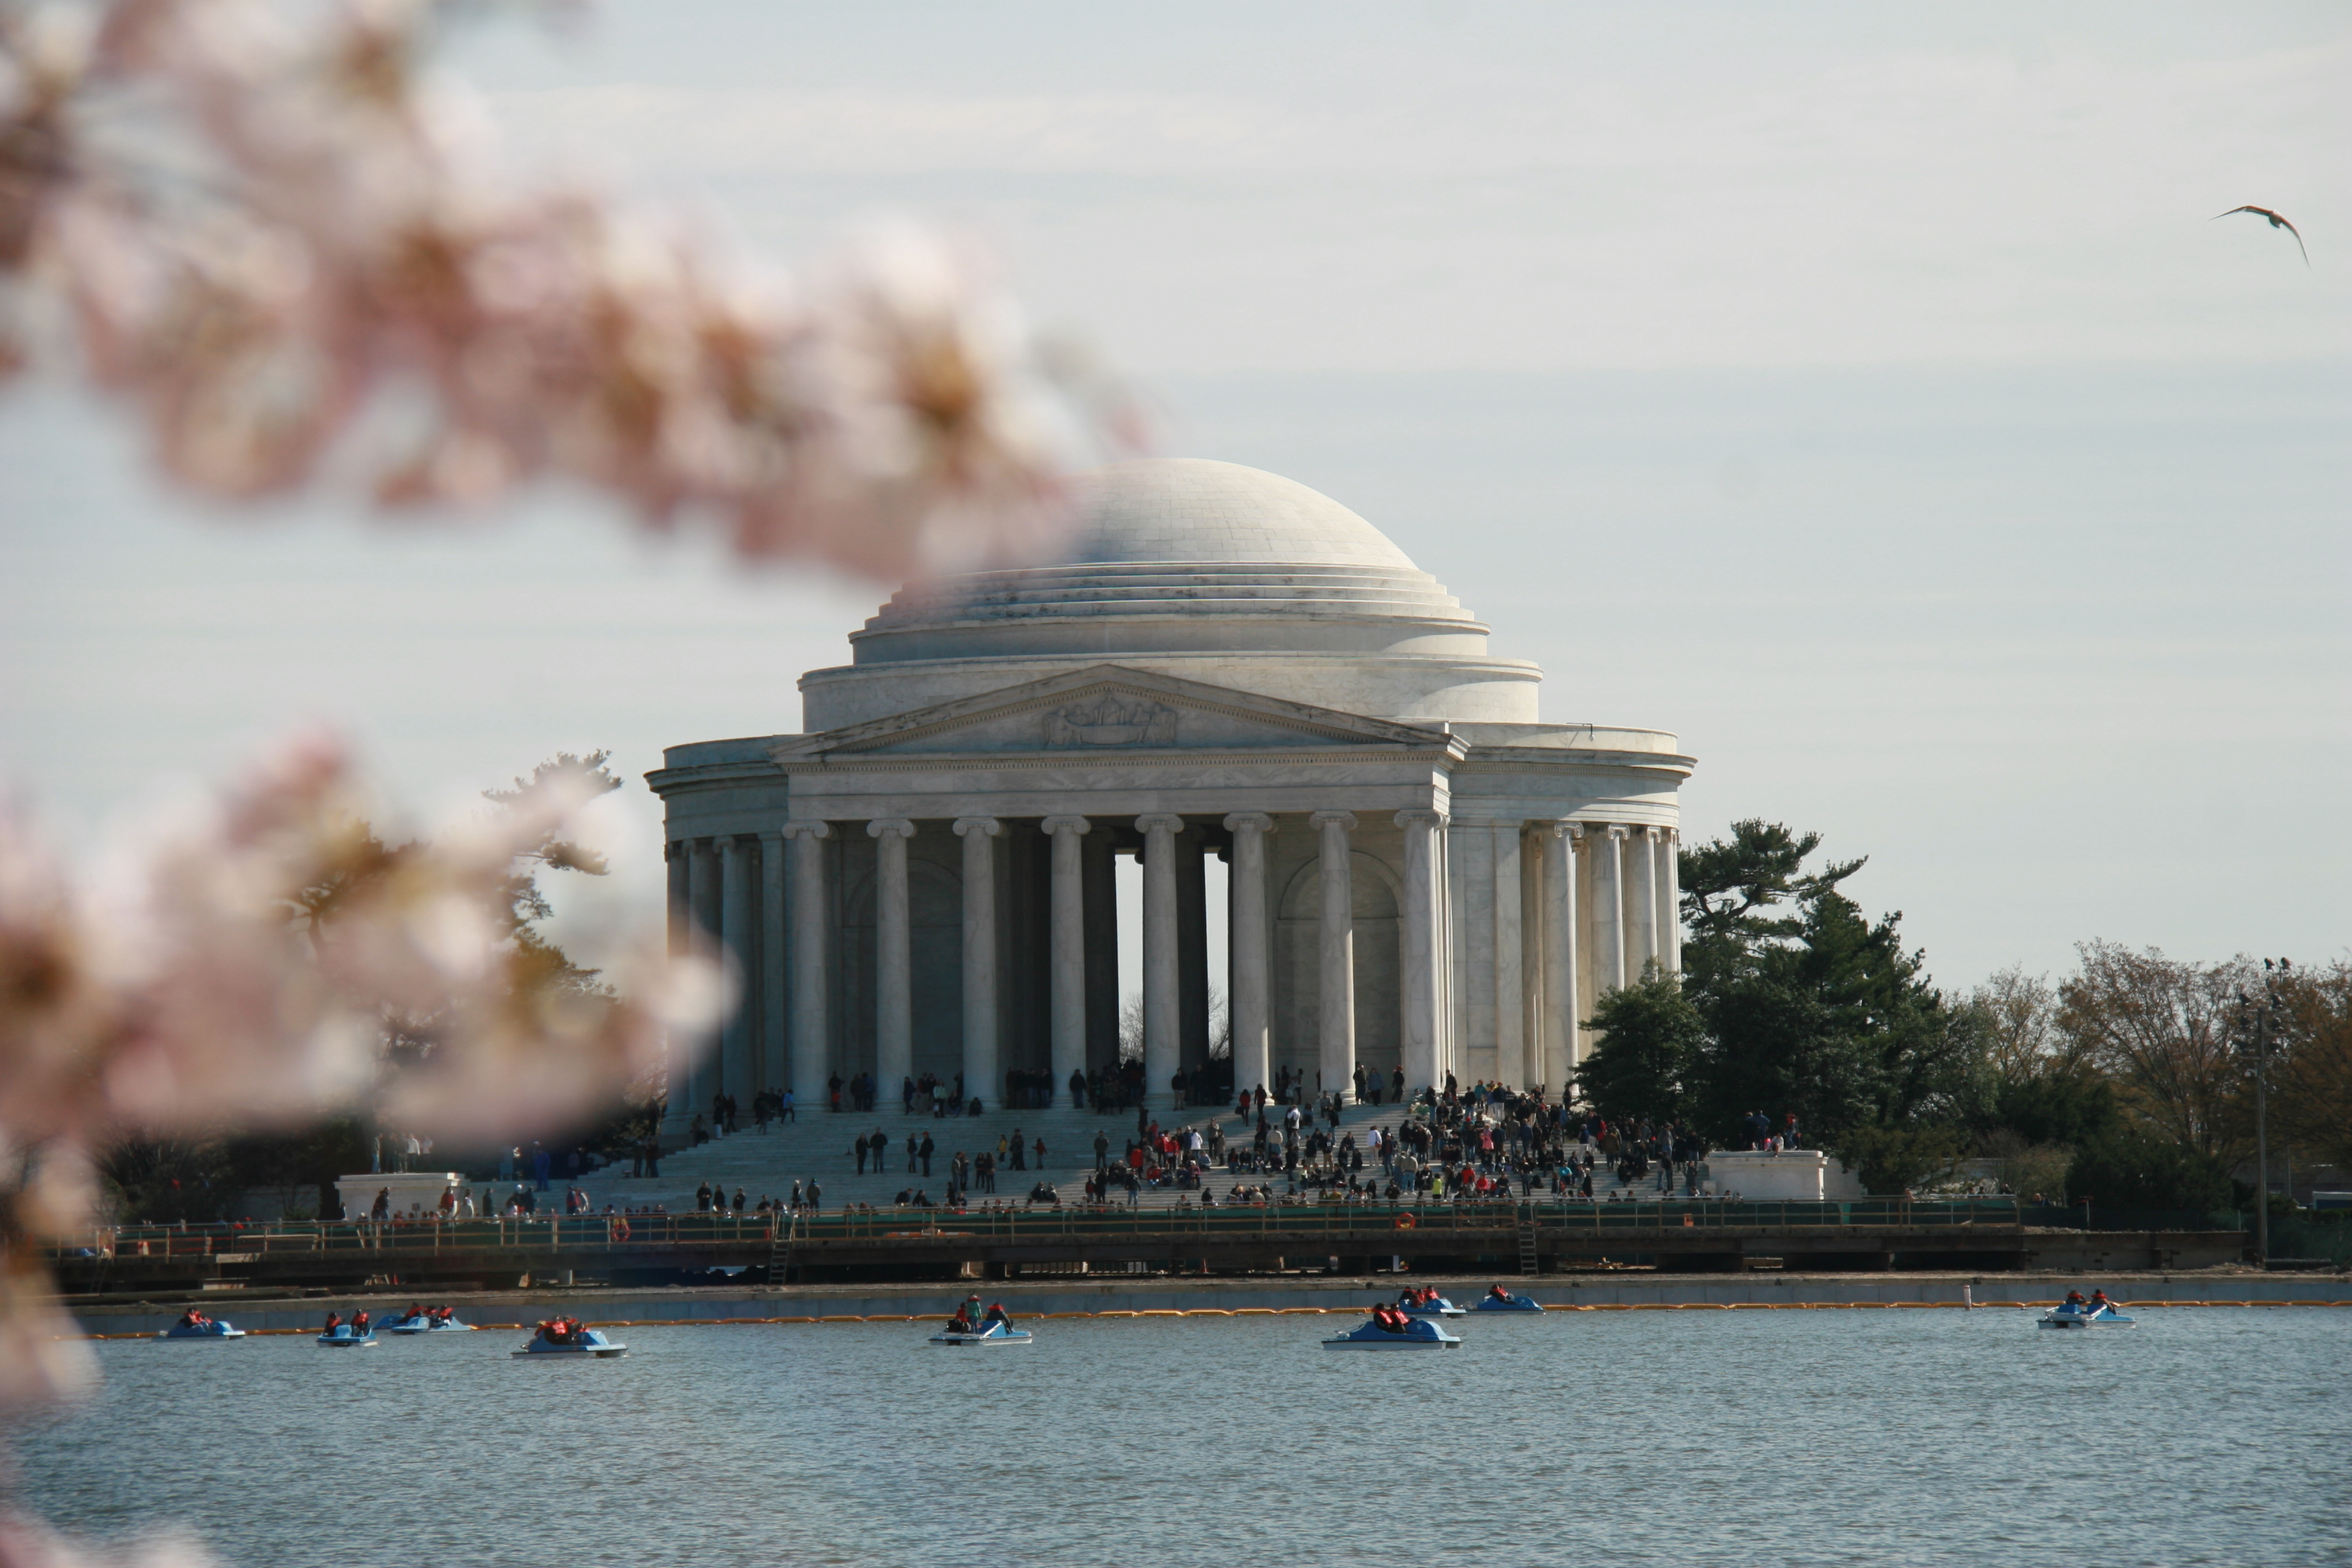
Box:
[72,1272,2351,1337]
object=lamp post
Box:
[2234,958,2291,1267]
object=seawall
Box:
[74,1270,2351,1337]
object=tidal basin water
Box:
[16,1306,2351,1567]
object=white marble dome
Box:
[798,458,1542,729]
[1065,458,1418,568]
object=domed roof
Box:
[856,458,1476,644]
[1066,458,1420,571]
[808,456,1542,731]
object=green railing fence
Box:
[55,1196,2032,1263]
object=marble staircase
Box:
[579,1098,1648,1215]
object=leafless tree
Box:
[2057,941,2253,1163]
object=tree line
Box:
[1575,820,2352,1205]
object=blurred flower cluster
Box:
[0,736,726,1410]
[0,1,1124,1559]
[0,0,1117,579]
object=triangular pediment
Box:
[770,665,1455,763]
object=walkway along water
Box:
[69,1271,2352,1338]
[48,1197,2251,1295]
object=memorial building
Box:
[648,458,1692,1137]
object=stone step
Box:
[566,1099,1650,1215]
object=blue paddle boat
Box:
[316,1325,377,1348]
[1472,1287,1543,1313]
[1395,1291,1467,1318]
[513,1319,626,1358]
[382,1311,475,1334]
[1323,1314,1461,1351]
[156,1313,244,1340]
[929,1319,1033,1346]
[2038,1301,2134,1329]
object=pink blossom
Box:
[1,0,1127,580]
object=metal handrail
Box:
[52,1197,2028,1260]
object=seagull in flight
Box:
[2212,205,2309,266]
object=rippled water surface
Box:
[13,1306,2351,1567]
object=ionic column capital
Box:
[951,816,1002,838]
[780,820,832,842]
[1551,819,1584,842]
[1393,809,1446,830]
[1222,812,1275,835]
[1603,824,1630,842]
[1040,815,1091,836]
[867,818,916,841]
[1134,813,1185,835]
[1308,810,1358,832]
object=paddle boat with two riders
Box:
[1395,1285,1467,1318]
[2038,1289,2135,1329]
[1324,1301,1462,1350]
[156,1308,246,1341]
[1473,1284,1542,1313]
[317,1310,377,1348]
[930,1295,1032,1346]
[382,1304,476,1334]
[513,1316,628,1358]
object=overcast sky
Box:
[2,1,2345,997]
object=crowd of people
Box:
[672,1074,1753,1215]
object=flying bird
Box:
[2212,205,2309,266]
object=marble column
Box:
[1042,817,1090,1106]
[1309,810,1357,1101]
[1592,825,1627,995]
[1657,827,1681,973]
[719,838,756,1110]
[869,819,916,1104]
[1625,827,1659,982]
[952,817,1001,1108]
[759,830,786,1093]
[1627,827,1665,973]
[1491,822,1526,1089]
[1222,813,1274,1104]
[683,839,720,1133]
[1544,822,1581,1087]
[781,822,830,1102]
[660,842,693,1140]
[1136,814,1183,1108]
[1394,810,1444,1100]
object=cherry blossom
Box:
[1,0,1122,579]
[0,736,724,1406]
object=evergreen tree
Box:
[1677,820,1979,1150]
[1575,969,1706,1125]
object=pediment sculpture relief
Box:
[1045,693,1178,748]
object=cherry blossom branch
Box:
[0,734,726,1408]
[1,0,1126,580]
